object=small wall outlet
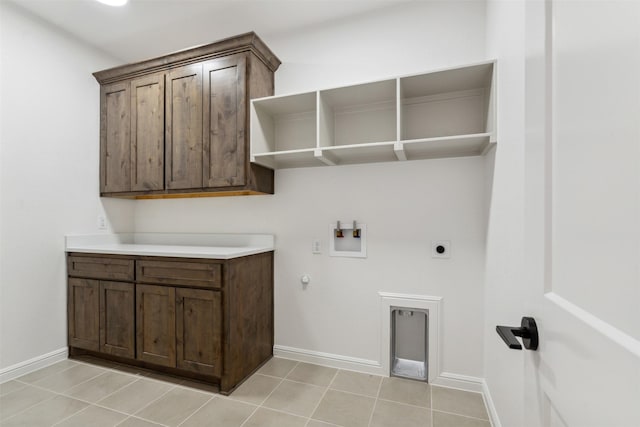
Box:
[432,241,451,259]
[97,215,107,230]
[312,240,322,254]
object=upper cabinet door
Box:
[165,64,203,190]
[131,73,165,191]
[203,55,247,188]
[100,82,131,193]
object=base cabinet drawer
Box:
[68,255,134,281]
[137,260,222,289]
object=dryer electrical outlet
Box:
[431,241,451,259]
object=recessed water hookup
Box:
[330,220,367,258]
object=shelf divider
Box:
[314,148,339,166]
[394,142,407,161]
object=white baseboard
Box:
[433,373,501,426]
[432,371,484,393]
[482,379,502,427]
[273,345,384,375]
[0,348,68,384]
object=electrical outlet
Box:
[312,239,322,254]
[432,240,451,258]
[97,215,107,230]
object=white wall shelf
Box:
[251,61,496,169]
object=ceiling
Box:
[10,0,413,63]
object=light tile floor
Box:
[0,357,492,427]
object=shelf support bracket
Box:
[314,149,339,166]
[394,142,407,161]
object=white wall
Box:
[268,0,487,95]
[0,2,134,371]
[483,1,527,425]
[0,0,491,383]
[136,0,489,379]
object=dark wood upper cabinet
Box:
[203,55,246,188]
[93,32,280,199]
[131,73,165,192]
[100,82,131,193]
[165,64,203,190]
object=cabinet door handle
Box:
[496,317,539,350]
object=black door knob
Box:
[496,317,539,350]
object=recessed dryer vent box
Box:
[329,222,367,258]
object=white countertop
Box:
[65,233,274,260]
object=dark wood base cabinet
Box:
[67,252,273,394]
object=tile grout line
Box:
[18,374,175,427]
[328,385,382,401]
[237,364,295,427]
[6,382,137,423]
[0,393,59,424]
[431,408,492,423]
[431,382,435,427]
[12,361,81,387]
[59,378,153,418]
[30,367,110,395]
[124,382,178,425]
[72,360,147,381]
[1,363,108,424]
[366,375,385,427]
[303,368,340,427]
[117,414,168,427]
[59,375,139,404]
[178,359,303,426]
[51,403,95,427]
[175,395,217,427]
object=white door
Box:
[522,1,640,426]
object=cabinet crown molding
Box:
[93,31,281,85]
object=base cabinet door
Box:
[176,288,222,376]
[68,278,100,351]
[136,284,176,367]
[100,281,135,358]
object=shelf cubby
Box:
[250,92,317,169]
[395,62,495,161]
[319,79,397,147]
